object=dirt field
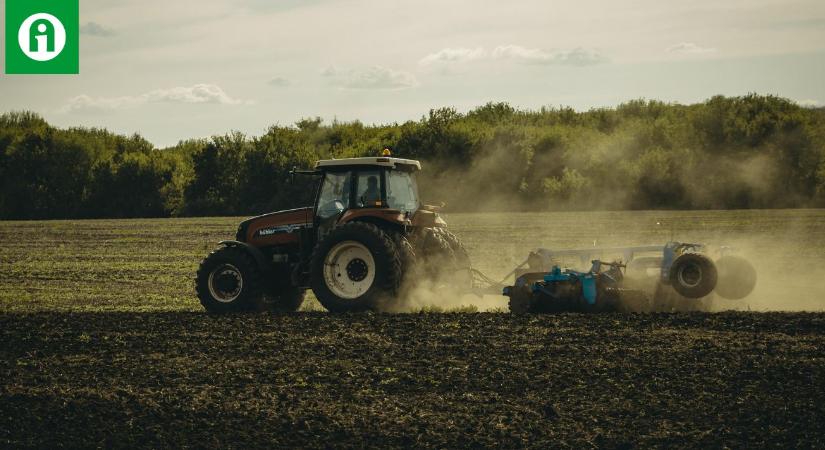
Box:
[2,211,825,447]
[2,312,824,448]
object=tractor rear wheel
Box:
[196,246,263,313]
[415,227,472,289]
[418,227,454,270]
[310,222,402,312]
[389,232,416,271]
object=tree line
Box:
[1,94,824,220]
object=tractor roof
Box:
[315,157,421,171]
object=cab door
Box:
[314,170,351,239]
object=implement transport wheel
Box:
[715,256,757,300]
[669,253,717,299]
[196,246,263,313]
[310,222,402,312]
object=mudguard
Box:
[217,240,270,272]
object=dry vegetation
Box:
[2,210,825,447]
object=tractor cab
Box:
[312,156,422,238]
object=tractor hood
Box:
[236,207,314,244]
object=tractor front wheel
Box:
[196,246,263,313]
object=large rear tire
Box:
[417,228,454,273]
[310,222,402,312]
[389,232,417,279]
[415,228,472,290]
[196,246,263,313]
[669,253,717,299]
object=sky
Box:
[1,0,824,147]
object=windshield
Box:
[386,170,420,212]
[316,171,350,219]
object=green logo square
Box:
[5,0,79,74]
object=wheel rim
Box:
[677,263,702,288]
[208,263,243,303]
[323,240,376,299]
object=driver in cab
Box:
[360,176,381,206]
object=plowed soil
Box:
[2,312,824,448]
[2,212,825,448]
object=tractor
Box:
[195,152,468,313]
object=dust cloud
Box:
[392,209,825,313]
[414,135,814,213]
[703,233,825,312]
[379,267,508,313]
[398,272,508,313]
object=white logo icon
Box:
[18,13,66,62]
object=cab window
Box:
[386,170,420,212]
[355,170,382,207]
[316,171,350,219]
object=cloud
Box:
[419,45,608,67]
[666,42,717,54]
[144,84,244,104]
[80,22,116,37]
[321,65,418,90]
[796,99,823,108]
[419,47,487,66]
[267,76,291,87]
[491,45,608,66]
[61,94,143,112]
[60,84,246,112]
